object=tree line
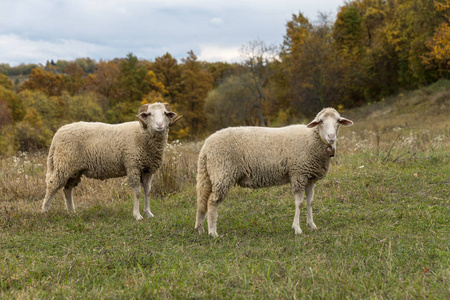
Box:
[1,0,449,155]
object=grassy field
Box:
[1,82,449,298]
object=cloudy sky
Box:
[0,0,345,66]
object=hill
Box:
[0,83,449,298]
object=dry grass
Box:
[0,140,201,216]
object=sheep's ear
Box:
[307,120,320,128]
[138,104,150,114]
[165,111,177,119]
[339,118,354,127]
[169,115,183,127]
[136,112,148,129]
[163,103,172,112]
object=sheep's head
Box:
[136,103,182,132]
[306,108,353,146]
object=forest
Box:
[1,0,449,155]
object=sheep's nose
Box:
[156,122,163,127]
[328,134,336,141]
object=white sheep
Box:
[41,102,181,220]
[195,107,353,237]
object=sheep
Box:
[195,107,353,237]
[41,102,181,220]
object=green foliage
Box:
[204,74,255,130]
[61,92,105,123]
[152,52,183,101]
[19,90,65,132]
[117,53,152,104]
[176,51,213,137]
[0,86,25,123]
[333,4,363,51]
[0,74,13,90]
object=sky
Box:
[0,0,345,66]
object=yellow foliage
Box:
[141,91,165,105]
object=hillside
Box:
[0,82,449,298]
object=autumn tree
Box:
[20,68,66,96]
[84,60,120,110]
[118,53,150,104]
[283,13,348,114]
[383,0,444,86]
[239,39,279,126]
[0,74,13,90]
[151,52,183,102]
[423,0,450,76]
[178,51,213,137]
[204,74,255,131]
[0,85,25,123]
[109,53,166,122]
[64,62,85,95]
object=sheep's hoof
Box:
[144,211,154,218]
[134,214,144,221]
[307,222,318,231]
[196,226,205,234]
[209,231,219,238]
[292,225,303,235]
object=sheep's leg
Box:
[292,190,305,235]
[305,181,317,231]
[206,175,235,237]
[63,187,75,212]
[141,173,154,218]
[207,187,230,238]
[195,176,212,234]
[195,211,207,234]
[63,174,81,213]
[128,171,144,220]
[131,185,144,220]
[207,196,219,238]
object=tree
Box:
[204,74,255,131]
[111,53,166,122]
[383,0,444,86]
[239,39,279,126]
[118,53,150,104]
[64,62,86,96]
[423,0,450,76]
[178,51,213,137]
[0,74,13,90]
[152,52,183,101]
[0,86,25,123]
[0,99,13,127]
[333,4,363,52]
[84,60,120,109]
[282,12,313,57]
[20,68,66,96]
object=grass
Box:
[1,84,449,298]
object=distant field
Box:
[1,83,449,298]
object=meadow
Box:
[1,83,449,298]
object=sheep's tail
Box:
[196,152,211,213]
[45,142,56,183]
